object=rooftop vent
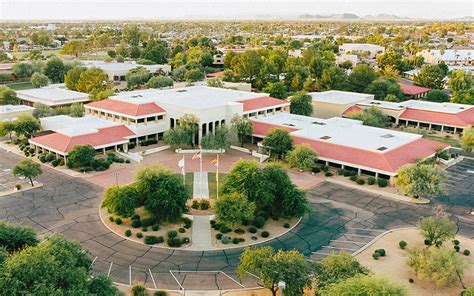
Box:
[319,136,331,140]
[177,90,187,93]
[377,146,388,151]
[312,121,326,125]
[381,134,394,138]
[283,123,295,127]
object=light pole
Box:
[278,280,286,296]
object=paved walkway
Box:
[193,172,209,199]
[189,215,215,251]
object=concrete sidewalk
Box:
[189,215,215,251]
[193,171,209,199]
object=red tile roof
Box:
[252,121,299,137]
[86,99,165,117]
[29,125,135,154]
[239,96,289,112]
[292,136,447,174]
[400,83,431,95]
[400,107,474,127]
[207,71,224,77]
[342,105,363,116]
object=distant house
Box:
[0,105,35,122]
[308,90,374,119]
[400,83,431,99]
[16,87,89,108]
[336,54,358,67]
[419,49,473,66]
[339,43,385,59]
[81,60,172,82]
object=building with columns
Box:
[252,113,448,183]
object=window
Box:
[146,116,156,122]
[275,107,282,111]
[249,112,256,117]
[157,115,163,120]
[137,118,145,123]
[258,110,265,115]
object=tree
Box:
[286,144,318,171]
[237,247,313,296]
[61,40,85,57]
[419,216,456,246]
[42,57,67,83]
[163,126,191,148]
[12,62,34,78]
[201,126,236,150]
[135,165,190,222]
[101,184,140,217]
[69,103,85,117]
[449,70,473,102]
[414,64,446,89]
[381,65,400,79]
[0,86,19,105]
[222,159,262,204]
[12,115,41,138]
[319,275,407,296]
[145,76,174,89]
[13,159,42,187]
[30,30,52,46]
[315,252,369,291]
[30,72,49,88]
[231,50,263,86]
[348,107,390,128]
[215,192,256,228]
[76,68,111,99]
[231,115,253,147]
[365,79,403,101]
[407,246,468,286]
[67,144,96,168]
[318,66,348,91]
[424,89,449,103]
[347,64,376,93]
[0,221,38,253]
[207,78,224,88]
[178,114,199,147]
[65,66,86,91]
[262,128,293,159]
[0,234,119,295]
[461,126,474,152]
[0,121,15,142]
[395,163,447,197]
[141,40,169,64]
[263,82,288,99]
[376,50,403,71]
[126,66,151,89]
[289,92,313,116]
[184,68,205,82]
[88,275,120,296]
[452,89,474,105]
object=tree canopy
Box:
[289,92,313,116]
[395,163,447,197]
[424,89,449,103]
[215,192,256,227]
[414,64,446,89]
[286,144,318,171]
[0,86,19,105]
[13,159,42,187]
[461,126,474,152]
[419,215,456,246]
[348,106,390,128]
[319,275,407,296]
[231,115,253,147]
[101,185,140,217]
[0,221,38,253]
[262,128,293,159]
[12,115,41,138]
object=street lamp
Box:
[278,280,286,296]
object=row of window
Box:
[87,109,164,124]
[245,107,283,118]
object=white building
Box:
[308,90,374,119]
[419,49,473,66]
[82,60,172,82]
[16,87,90,107]
[339,43,385,59]
[336,54,358,67]
[0,105,35,122]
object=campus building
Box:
[339,43,385,59]
[81,60,172,82]
[400,83,431,100]
[308,90,374,119]
[252,113,448,182]
[16,87,89,107]
[0,104,35,122]
[28,86,289,159]
[419,49,473,66]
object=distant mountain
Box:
[363,14,408,20]
[298,13,360,20]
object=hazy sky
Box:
[0,0,472,20]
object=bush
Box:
[156,236,164,243]
[131,284,147,296]
[131,219,141,228]
[131,214,140,220]
[58,159,65,166]
[251,236,258,240]
[167,237,182,247]
[191,200,199,209]
[200,200,210,210]
[377,178,388,187]
[231,237,239,244]
[183,217,192,229]
[210,220,216,226]
[399,240,407,249]
[216,233,223,240]
[15,184,21,190]
[453,240,460,246]
[372,252,380,260]
[375,249,386,257]
[153,291,167,296]
[136,232,143,238]
[408,278,414,283]
[248,227,257,234]
[220,225,231,234]
[242,219,250,226]
[39,154,47,163]
[125,229,132,237]
[151,224,160,231]
[125,159,131,164]
[350,175,357,181]
[424,238,432,246]
[455,245,460,252]
[311,166,321,174]
[144,235,160,245]
[283,222,290,228]
[45,153,55,162]
[321,165,329,172]
[337,169,345,175]
[261,231,270,238]
[234,228,245,235]
[109,216,114,222]
[343,170,351,177]
[356,178,365,185]
[178,227,185,233]
[221,236,231,244]
[182,237,190,244]
[114,217,122,225]
[142,227,148,232]
[140,217,155,227]
[28,147,35,154]
[367,176,376,185]
[167,230,178,238]
[464,249,470,256]
[51,158,61,167]
[252,216,265,228]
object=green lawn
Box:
[208,172,226,199]
[423,134,461,148]
[185,172,194,195]
[5,81,34,90]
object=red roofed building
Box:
[238,96,289,114]
[86,99,165,117]
[400,83,431,99]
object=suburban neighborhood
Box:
[0,1,473,295]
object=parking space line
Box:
[311,251,333,255]
[148,269,157,289]
[107,262,113,277]
[347,227,385,232]
[330,240,367,244]
[324,246,358,251]
[344,233,376,238]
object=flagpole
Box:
[216,153,219,200]
[182,155,185,186]
[199,146,202,199]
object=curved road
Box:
[0,150,473,291]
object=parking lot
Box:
[0,150,29,194]
[439,158,474,210]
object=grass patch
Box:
[208,172,226,199]
[5,81,34,90]
[423,134,461,148]
[184,172,194,195]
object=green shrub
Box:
[131,284,147,296]
[58,159,64,166]
[367,176,376,185]
[39,154,47,163]
[144,235,160,245]
[252,216,265,228]
[455,245,460,252]
[167,230,178,238]
[125,230,132,237]
[156,236,164,243]
[350,175,357,181]
[182,217,192,229]
[125,159,131,163]
[232,237,240,244]
[109,216,114,222]
[234,228,245,235]
[251,236,258,240]
[28,147,35,154]
[248,227,257,234]
[311,166,321,173]
[131,220,141,228]
[220,225,231,234]
[210,220,216,226]
[337,169,345,175]
[221,236,231,244]
[216,233,223,240]
[191,200,199,209]
[283,222,290,228]
[181,237,190,244]
[178,227,185,233]
[131,214,140,220]
[261,231,270,238]
[399,240,407,249]
[325,172,333,177]
[153,291,167,296]
[356,178,365,185]
[408,278,414,283]
[377,178,388,187]
[343,170,352,177]
[464,249,470,256]
[321,165,329,172]
[114,217,122,225]
[200,200,210,210]
[372,252,380,260]
[136,232,143,238]
[375,249,386,256]
[140,217,155,227]
[141,227,148,232]
[151,224,160,231]
[424,238,432,246]
[51,158,61,167]
[167,237,182,247]
[45,153,55,162]
[453,239,460,246]
[15,184,21,190]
